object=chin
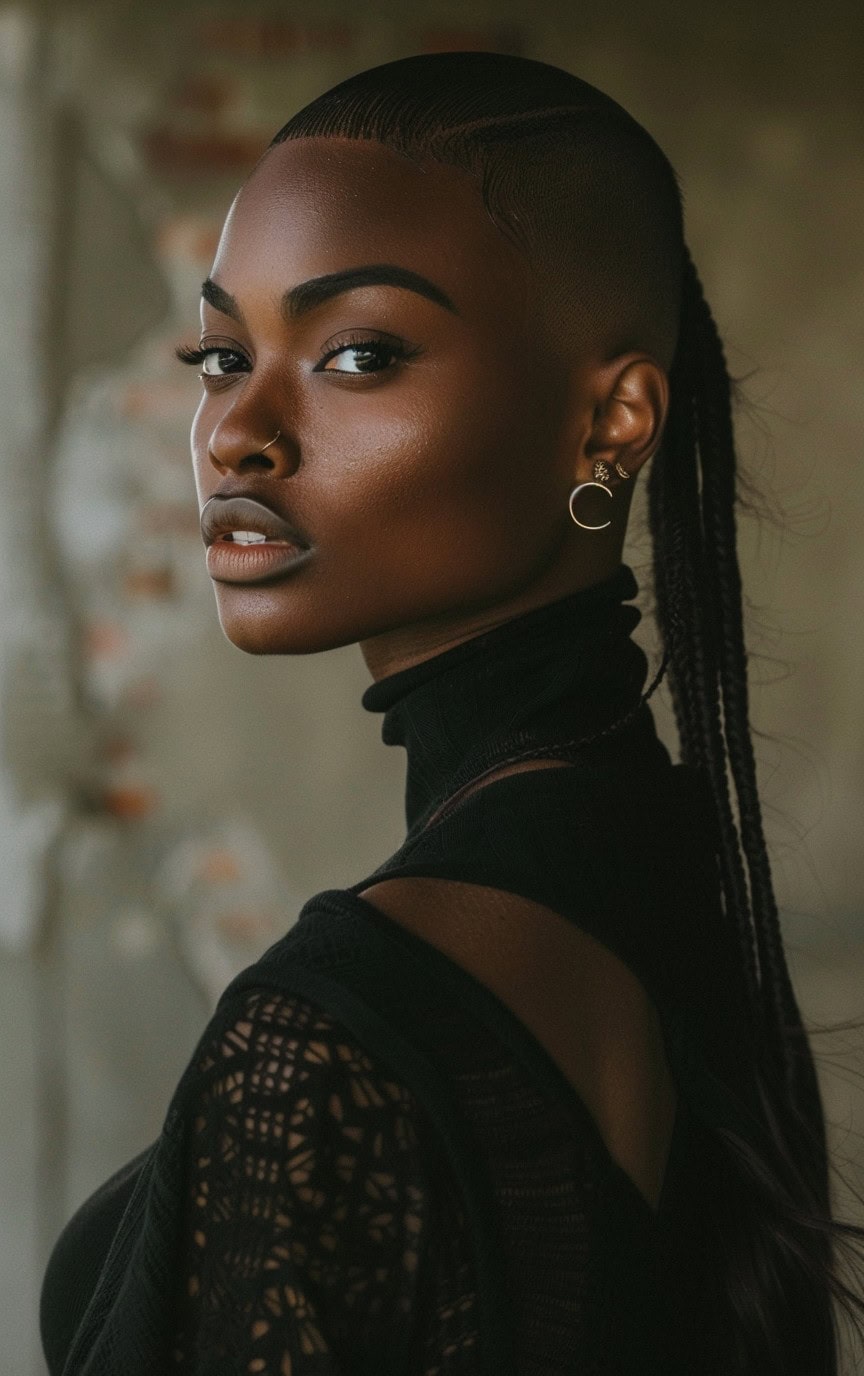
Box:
[212,582,356,657]
[212,584,306,655]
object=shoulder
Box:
[355,876,678,1214]
[192,984,423,1117]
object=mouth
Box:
[215,530,276,545]
[200,494,313,585]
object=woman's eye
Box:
[173,343,249,378]
[316,335,415,376]
[201,348,247,376]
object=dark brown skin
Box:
[190,136,669,681]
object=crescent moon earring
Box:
[568,459,616,531]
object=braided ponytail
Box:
[649,245,864,1371]
[655,246,829,1179]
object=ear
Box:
[578,355,668,485]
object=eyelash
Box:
[173,333,419,382]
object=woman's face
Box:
[188,136,614,678]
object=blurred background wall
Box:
[2,1,863,1370]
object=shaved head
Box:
[267,52,685,370]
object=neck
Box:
[361,563,666,832]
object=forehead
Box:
[211,136,532,331]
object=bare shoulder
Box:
[356,874,678,1212]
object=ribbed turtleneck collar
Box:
[361,564,657,831]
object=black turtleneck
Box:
[350,558,746,1098]
[360,562,668,834]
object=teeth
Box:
[228,530,268,544]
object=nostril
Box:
[238,453,276,471]
[205,439,299,477]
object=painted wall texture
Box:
[2,2,863,1371]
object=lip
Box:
[206,538,313,585]
[200,495,309,548]
[200,494,312,586]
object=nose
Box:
[206,425,300,478]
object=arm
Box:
[167,988,436,1375]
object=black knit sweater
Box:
[40,563,759,1375]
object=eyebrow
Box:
[200,264,459,325]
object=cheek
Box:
[326,361,562,587]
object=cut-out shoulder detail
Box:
[354,876,678,1212]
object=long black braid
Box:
[674,247,831,1195]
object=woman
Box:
[40,50,864,1376]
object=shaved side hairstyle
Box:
[267,52,864,1374]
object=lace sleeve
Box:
[168,988,435,1375]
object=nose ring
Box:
[260,430,281,452]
